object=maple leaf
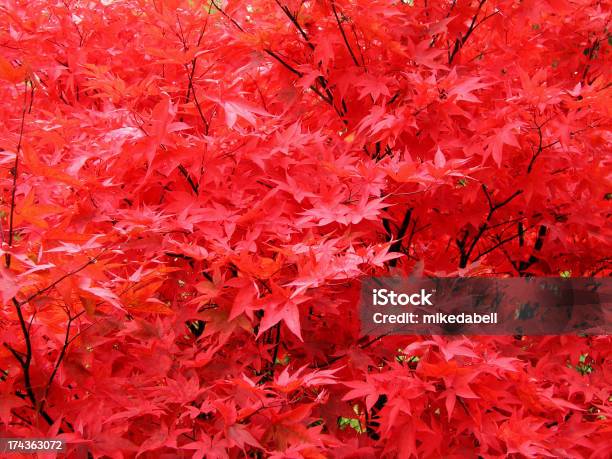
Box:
[258,289,305,341]
[206,96,270,129]
[0,393,27,425]
[342,378,381,412]
[355,73,392,103]
[445,71,490,103]
[485,121,524,166]
[79,279,125,312]
[312,31,341,70]
[0,57,27,83]
[0,268,19,305]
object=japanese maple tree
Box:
[0,0,610,457]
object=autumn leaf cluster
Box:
[0,0,610,457]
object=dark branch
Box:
[5,79,30,269]
[458,185,522,268]
[473,224,536,263]
[19,254,102,307]
[209,0,245,32]
[331,3,360,67]
[7,298,56,427]
[275,0,314,50]
[388,208,413,267]
[178,164,200,194]
[448,0,486,65]
[41,311,85,410]
[517,225,547,273]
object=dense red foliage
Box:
[1,0,611,457]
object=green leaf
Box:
[575,354,593,375]
[338,416,364,433]
[274,354,290,365]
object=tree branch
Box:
[517,225,547,273]
[7,299,56,427]
[178,163,200,194]
[473,223,536,263]
[5,251,104,431]
[18,254,102,307]
[458,185,522,268]
[331,3,360,67]
[5,79,31,269]
[41,310,85,410]
[275,0,314,50]
[448,0,486,65]
[388,208,413,267]
[209,0,244,32]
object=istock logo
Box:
[372,288,434,306]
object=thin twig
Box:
[448,0,486,64]
[458,185,522,268]
[209,0,244,32]
[18,254,103,307]
[388,208,413,267]
[41,311,85,407]
[275,0,314,50]
[5,79,30,269]
[331,3,360,67]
